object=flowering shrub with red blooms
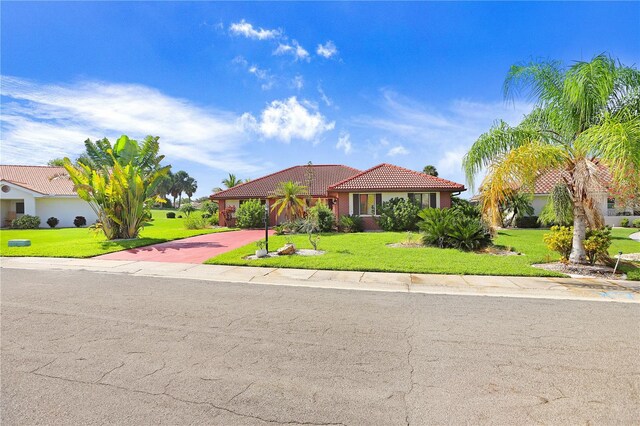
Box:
[608,167,640,212]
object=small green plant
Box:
[12,215,41,229]
[183,212,207,229]
[543,226,573,262]
[255,239,266,250]
[166,211,176,219]
[236,199,265,229]
[583,227,612,265]
[46,217,59,228]
[403,231,418,245]
[633,219,640,228]
[179,203,196,217]
[620,218,629,227]
[209,214,219,226]
[417,208,491,250]
[273,224,286,235]
[300,216,321,250]
[201,200,218,216]
[339,215,363,233]
[73,216,87,227]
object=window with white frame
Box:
[352,193,382,216]
[408,193,437,209]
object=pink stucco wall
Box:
[439,191,452,208]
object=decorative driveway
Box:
[95,229,271,263]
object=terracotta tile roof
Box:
[328,163,466,192]
[0,165,77,196]
[534,165,611,194]
[210,165,362,199]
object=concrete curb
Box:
[1,257,638,304]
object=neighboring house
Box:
[0,165,97,228]
[530,166,639,227]
[211,163,466,230]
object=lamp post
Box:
[264,204,269,253]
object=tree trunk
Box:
[569,202,587,264]
[178,194,182,209]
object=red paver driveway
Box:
[95,229,272,263]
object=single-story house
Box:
[530,166,639,227]
[0,165,97,228]
[211,163,466,230]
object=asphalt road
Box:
[2,268,639,425]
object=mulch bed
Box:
[532,262,625,279]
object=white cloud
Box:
[273,40,310,62]
[0,76,262,174]
[387,145,409,156]
[316,41,338,59]
[233,56,275,90]
[350,89,533,188]
[291,75,304,90]
[241,96,335,143]
[317,84,333,107]
[229,19,281,40]
[336,131,353,154]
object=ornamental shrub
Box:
[183,212,207,230]
[166,211,176,219]
[620,218,629,227]
[201,200,218,215]
[583,227,612,266]
[73,216,87,227]
[339,215,363,233]
[376,197,421,231]
[418,208,491,250]
[307,202,335,232]
[236,199,264,229]
[12,215,41,229]
[543,226,573,262]
[633,219,640,228]
[179,203,196,217]
[46,217,59,228]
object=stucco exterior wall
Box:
[35,197,97,228]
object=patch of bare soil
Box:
[533,262,625,279]
[386,243,424,248]
[477,246,523,256]
[616,253,640,262]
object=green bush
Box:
[418,208,491,250]
[633,219,640,228]
[166,211,176,219]
[73,216,87,227]
[543,226,573,261]
[584,227,612,265]
[46,217,59,228]
[179,203,196,217]
[620,218,629,227]
[209,214,219,226]
[183,212,208,229]
[515,215,540,229]
[12,215,41,229]
[339,215,363,233]
[308,202,335,232]
[451,199,482,219]
[201,200,218,215]
[376,197,421,231]
[236,199,264,228]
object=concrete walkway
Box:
[2,257,638,303]
[94,229,272,263]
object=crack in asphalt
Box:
[402,297,417,426]
[30,371,346,425]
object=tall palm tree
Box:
[171,170,189,208]
[463,54,640,264]
[183,176,198,201]
[213,173,244,193]
[423,165,438,176]
[270,181,308,221]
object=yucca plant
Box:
[464,54,640,264]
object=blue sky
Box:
[2,2,639,197]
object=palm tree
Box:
[171,170,189,208]
[423,165,438,176]
[270,181,308,221]
[213,173,244,193]
[463,54,640,264]
[183,176,198,202]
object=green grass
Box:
[205,228,640,278]
[0,210,234,258]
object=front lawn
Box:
[205,228,640,278]
[0,210,234,258]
